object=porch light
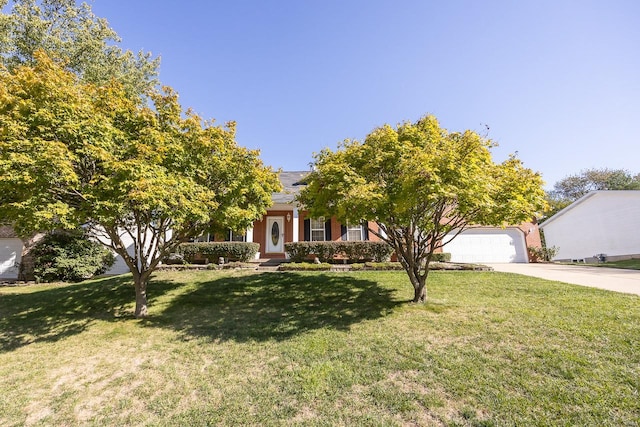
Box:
[286,212,291,222]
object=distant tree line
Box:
[545,168,640,219]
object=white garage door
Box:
[444,228,528,263]
[0,238,23,280]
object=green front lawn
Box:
[595,258,640,270]
[1,270,638,425]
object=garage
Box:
[444,228,528,263]
[0,238,23,280]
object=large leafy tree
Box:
[0,0,158,96]
[0,52,281,317]
[298,115,546,303]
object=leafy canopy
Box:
[299,115,546,302]
[0,0,158,96]
[0,51,280,315]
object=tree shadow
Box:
[144,272,402,342]
[0,276,179,352]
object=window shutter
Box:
[225,229,231,242]
[362,222,370,241]
[325,220,332,241]
[303,219,310,241]
[341,224,347,241]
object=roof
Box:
[540,190,640,229]
[271,171,310,204]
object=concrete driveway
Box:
[487,263,640,296]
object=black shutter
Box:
[303,219,310,241]
[341,224,347,241]
[225,229,231,242]
[325,220,332,241]
[362,222,370,241]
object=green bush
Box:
[285,241,393,263]
[177,242,259,263]
[278,262,332,271]
[432,252,451,262]
[31,230,115,282]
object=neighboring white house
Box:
[539,191,640,262]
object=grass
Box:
[593,258,640,270]
[1,270,639,426]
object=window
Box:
[310,218,325,241]
[346,222,364,241]
[193,233,213,242]
[228,230,246,242]
[192,230,246,242]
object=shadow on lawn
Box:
[145,272,401,342]
[0,276,179,352]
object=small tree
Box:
[0,52,281,316]
[298,115,546,303]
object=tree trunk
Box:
[134,278,148,318]
[413,283,427,303]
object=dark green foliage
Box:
[285,241,394,263]
[431,252,451,262]
[351,262,405,271]
[177,242,260,263]
[31,230,115,282]
[278,262,332,271]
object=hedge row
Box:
[176,242,259,263]
[284,241,394,263]
[278,262,332,271]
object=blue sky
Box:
[88,0,639,188]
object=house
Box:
[539,190,640,262]
[192,171,383,259]
[195,171,542,264]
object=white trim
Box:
[346,222,364,241]
[266,216,285,253]
[292,208,299,242]
[310,218,326,241]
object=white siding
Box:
[90,227,172,276]
[0,238,23,280]
[541,191,640,261]
[444,228,528,263]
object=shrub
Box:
[177,242,259,263]
[528,245,559,262]
[278,262,332,271]
[163,253,186,265]
[285,241,393,263]
[432,252,451,262]
[31,230,115,282]
[364,261,405,270]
